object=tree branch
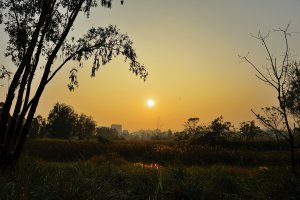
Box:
[274,23,290,77]
[251,109,289,141]
[239,54,277,89]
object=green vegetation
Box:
[0,139,299,199]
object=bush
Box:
[96,135,112,144]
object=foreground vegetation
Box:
[1,156,299,200]
[0,139,299,199]
[25,139,297,166]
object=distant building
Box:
[111,124,122,134]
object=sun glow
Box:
[146,99,155,108]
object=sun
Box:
[146,99,155,108]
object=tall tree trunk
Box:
[0,0,49,142]
[10,0,84,165]
[13,98,39,163]
[5,64,31,149]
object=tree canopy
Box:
[47,103,77,139]
[75,113,97,139]
[209,116,232,137]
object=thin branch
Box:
[46,43,118,85]
[251,109,290,141]
[46,56,72,85]
[250,31,276,72]
[272,106,285,116]
[266,67,278,85]
[239,55,277,89]
[255,74,271,84]
[261,37,278,79]
[274,23,291,78]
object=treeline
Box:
[28,103,292,142]
[176,116,264,141]
[29,102,121,141]
[29,103,97,140]
[131,116,289,142]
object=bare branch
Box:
[266,67,278,85]
[274,22,291,77]
[250,31,270,41]
[251,109,289,141]
[272,106,284,116]
[239,54,277,89]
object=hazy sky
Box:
[1,0,300,131]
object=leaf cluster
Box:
[286,62,300,120]
[0,65,11,79]
[60,25,148,90]
[0,0,103,64]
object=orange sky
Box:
[1,0,300,131]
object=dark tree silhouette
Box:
[28,115,47,138]
[184,117,201,137]
[286,62,300,123]
[208,116,232,138]
[75,113,96,140]
[0,0,148,168]
[96,127,119,140]
[47,103,77,139]
[239,24,298,174]
[239,120,262,140]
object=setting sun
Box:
[146,99,155,108]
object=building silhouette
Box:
[111,124,122,134]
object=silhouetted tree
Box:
[286,61,300,124]
[47,103,77,139]
[28,115,47,138]
[0,0,147,167]
[184,117,200,136]
[239,23,298,174]
[208,116,232,138]
[239,120,262,140]
[75,113,96,140]
[167,129,173,138]
[96,127,119,141]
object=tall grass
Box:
[1,139,296,199]
[25,139,298,166]
[1,156,299,200]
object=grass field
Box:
[1,139,300,199]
